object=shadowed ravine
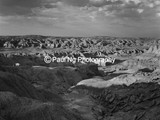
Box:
[1,36,160,120]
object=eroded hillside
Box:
[1,35,160,120]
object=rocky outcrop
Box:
[91,82,160,120]
[146,44,160,56]
[0,35,160,120]
[0,35,155,57]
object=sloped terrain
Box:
[0,57,100,120]
[0,91,84,120]
[91,82,160,120]
[0,71,45,101]
[1,35,160,120]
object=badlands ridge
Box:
[0,35,160,120]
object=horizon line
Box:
[0,34,158,39]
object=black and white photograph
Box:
[0,0,160,120]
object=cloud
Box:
[0,0,42,16]
[137,9,144,13]
[62,0,89,7]
[157,13,160,17]
[89,0,123,7]
[0,0,60,16]
[0,0,159,21]
[0,0,160,37]
[0,16,9,24]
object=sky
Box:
[0,0,160,37]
